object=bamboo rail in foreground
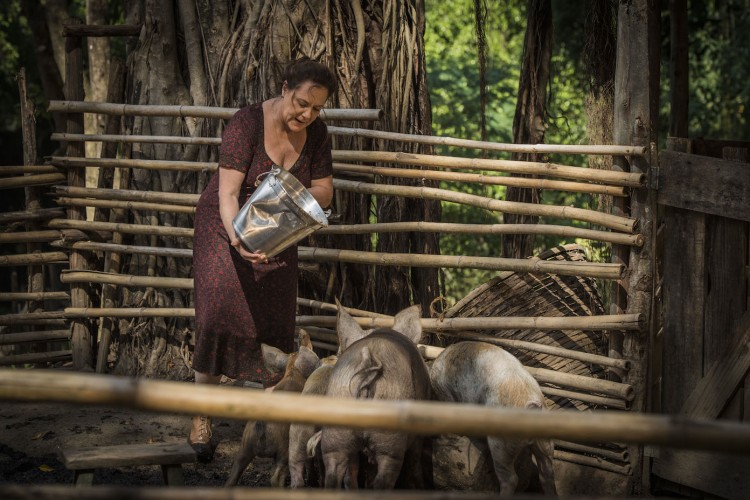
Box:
[333,163,629,197]
[0,173,66,189]
[1,370,748,453]
[51,132,222,146]
[298,247,626,280]
[327,126,648,157]
[333,179,637,233]
[318,222,644,247]
[49,156,215,172]
[332,151,646,187]
[47,100,383,122]
[0,485,506,500]
[47,219,194,239]
[64,308,195,318]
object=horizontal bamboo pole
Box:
[327,126,648,157]
[50,156,215,173]
[0,330,69,345]
[48,100,383,121]
[0,230,67,244]
[60,271,193,289]
[333,179,636,233]
[0,208,65,224]
[554,439,630,463]
[297,297,391,318]
[434,329,631,371]
[0,165,60,175]
[527,366,633,401]
[0,351,72,367]
[319,222,644,247]
[542,387,628,410]
[298,247,626,280]
[51,132,222,146]
[0,173,66,190]
[0,291,70,302]
[54,185,199,205]
[1,370,749,453]
[55,196,196,214]
[64,307,195,318]
[53,241,193,259]
[0,485,506,500]
[332,150,646,187]
[295,313,642,332]
[333,163,629,197]
[0,252,68,267]
[48,219,194,239]
[554,449,632,475]
[0,311,67,326]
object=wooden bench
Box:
[59,442,197,486]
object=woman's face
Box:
[279,80,329,133]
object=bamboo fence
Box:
[333,163,629,197]
[332,151,646,186]
[0,165,61,175]
[1,370,749,453]
[47,100,383,121]
[0,173,66,189]
[0,330,69,345]
[333,179,637,233]
[0,351,72,367]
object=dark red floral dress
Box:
[192,102,332,386]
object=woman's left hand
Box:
[231,238,269,264]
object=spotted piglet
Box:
[429,341,557,496]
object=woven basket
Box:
[442,243,608,410]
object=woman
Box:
[190,59,337,461]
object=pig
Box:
[320,304,432,490]
[287,354,338,488]
[225,331,321,487]
[429,341,557,496]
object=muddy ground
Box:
[0,400,271,487]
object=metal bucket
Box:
[232,166,328,258]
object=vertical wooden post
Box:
[613,0,660,494]
[669,0,689,139]
[18,69,45,323]
[64,19,95,370]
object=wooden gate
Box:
[651,139,750,499]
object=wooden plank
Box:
[60,442,196,469]
[661,207,706,413]
[679,313,750,419]
[652,449,750,500]
[658,150,750,222]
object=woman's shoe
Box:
[188,415,214,462]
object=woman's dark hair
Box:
[283,58,337,96]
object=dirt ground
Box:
[0,400,272,487]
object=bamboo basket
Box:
[441,243,609,411]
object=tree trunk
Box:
[107,0,439,377]
[501,0,552,259]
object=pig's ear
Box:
[392,304,422,344]
[262,344,290,373]
[336,299,367,354]
[298,328,313,350]
[294,345,321,378]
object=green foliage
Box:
[0,0,30,131]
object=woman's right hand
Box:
[231,238,268,264]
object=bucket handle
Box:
[253,166,281,187]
